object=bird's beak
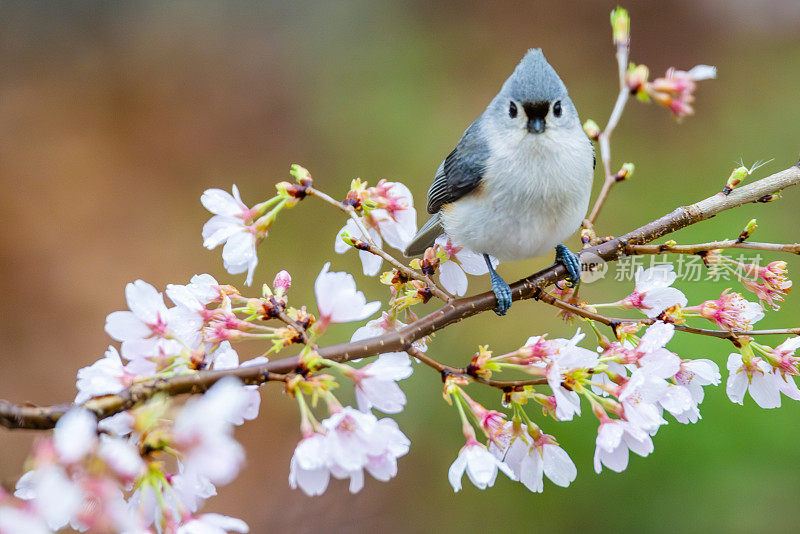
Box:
[527,117,546,134]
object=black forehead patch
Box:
[522,100,550,121]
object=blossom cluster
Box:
[7,379,252,533]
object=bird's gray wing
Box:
[426,121,489,214]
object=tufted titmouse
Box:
[404,49,595,315]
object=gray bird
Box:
[404,49,594,315]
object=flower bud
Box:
[583,119,601,140]
[737,219,758,243]
[615,162,635,182]
[273,270,292,294]
[289,164,313,186]
[757,192,781,203]
[610,7,630,46]
[626,63,650,95]
[723,166,749,194]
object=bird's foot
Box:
[490,271,512,316]
[484,254,512,315]
[555,244,582,288]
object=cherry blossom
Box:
[289,433,331,497]
[15,466,84,531]
[542,331,599,421]
[335,218,384,276]
[665,359,721,423]
[352,353,413,414]
[726,352,799,409]
[448,438,516,492]
[685,289,764,331]
[434,236,497,296]
[616,265,687,318]
[335,180,416,275]
[202,185,260,286]
[0,505,50,534]
[54,408,98,464]
[173,377,250,484]
[489,425,577,493]
[75,346,142,404]
[593,418,654,473]
[314,263,380,329]
[369,180,417,250]
[177,513,249,534]
[105,280,202,360]
[321,407,410,493]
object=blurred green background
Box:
[1,1,800,532]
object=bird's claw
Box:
[490,272,513,316]
[555,244,582,288]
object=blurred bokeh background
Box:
[1,0,800,532]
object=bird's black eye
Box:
[508,101,518,118]
[553,101,562,117]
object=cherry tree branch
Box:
[308,186,451,301]
[627,240,800,255]
[2,163,799,430]
[586,32,631,225]
[535,288,800,343]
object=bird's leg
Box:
[484,254,512,316]
[554,243,582,288]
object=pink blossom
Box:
[645,65,716,119]
[666,358,721,423]
[173,377,250,484]
[368,180,417,251]
[54,408,98,464]
[353,353,413,414]
[321,408,410,493]
[0,505,50,534]
[335,217,384,276]
[335,180,416,275]
[489,425,577,492]
[289,433,330,497]
[448,438,515,492]
[177,513,249,534]
[201,185,259,286]
[314,263,380,329]
[105,280,202,360]
[617,265,687,318]
[542,331,599,421]
[435,236,497,296]
[273,270,292,294]
[75,346,143,404]
[593,418,654,473]
[726,353,799,408]
[686,289,764,331]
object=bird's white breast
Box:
[440,124,594,262]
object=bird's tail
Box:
[404,212,443,256]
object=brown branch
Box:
[405,347,547,390]
[357,241,452,302]
[3,164,799,430]
[628,240,800,255]
[309,185,451,301]
[536,288,800,342]
[586,35,631,226]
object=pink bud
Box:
[273,270,292,293]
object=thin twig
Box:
[627,240,800,255]
[586,38,631,225]
[357,240,452,302]
[308,185,451,301]
[536,287,800,342]
[306,186,377,246]
[2,164,799,430]
[406,347,547,389]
